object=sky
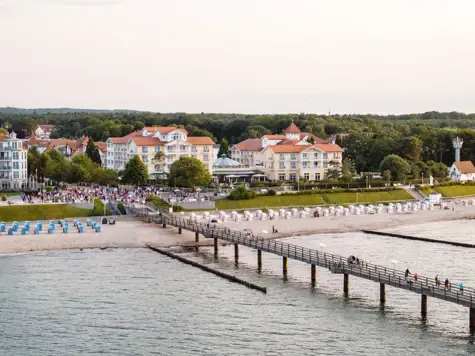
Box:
[1,0,474,114]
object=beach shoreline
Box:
[1,204,475,254]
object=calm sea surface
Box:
[2,220,475,355]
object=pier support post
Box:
[195,232,199,242]
[214,238,218,256]
[257,250,262,270]
[282,256,288,277]
[311,264,316,287]
[234,244,239,262]
[178,227,182,234]
[380,283,385,304]
[343,273,349,297]
[470,308,475,332]
[421,294,428,317]
[162,223,166,228]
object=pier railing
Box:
[132,206,475,308]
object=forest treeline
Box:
[2,110,475,173]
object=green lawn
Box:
[433,185,475,197]
[0,204,91,222]
[0,192,20,197]
[418,186,435,196]
[215,189,413,210]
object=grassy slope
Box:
[0,204,91,222]
[215,189,413,210]
[433,185,475,197]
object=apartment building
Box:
[0,132,28,190]
[231,122,342,181]
[260,144,343,181]
[24,136,108,165]
[105,127,214,176]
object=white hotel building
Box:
[0,132,28,190]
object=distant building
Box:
[230,122,341,181]
[35,125,55,139]
[0,132,28,190]
[105,127,215,178]
[449,161,475,182]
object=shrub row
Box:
[90,198,112,216]
[274,187,399,196]
[117,203,126,215]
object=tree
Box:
[134,121,145,131]
[217,138,229,157]
[341,158,356,182]
[0,128,7,135]
[168,156,211,188]
[71,163,91,183]
[307,136,315,144]
[85,138,102,165]
[122,155,148,186]
[380,154,411,181]
[153,151,166,173]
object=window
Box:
[290,153,296,160]
[12,142,17,149]
[334,153,340,159]
[155,146,160,152]
[323,153,328,159]
[315,173,321,181]
[289,173,297,181]
[142,146,148,153]
[303,162,308,168]
[302,153,308,159]
[167,154,174,162]
[290,162,296,169]
[203,155,209,161]
[14,171,19,178]
[279,153,285,161]
[313,161,319,168]
[204,164,209,170]
[172,133,181,141]
[279,162,285,169]
[13,162,19,169]
[180,145,187,152]
[314,152,319,159]
[167,146,174,152]
[142,155,148,163]
[304,173,309,180]
[192,146,197,152]
[278,174,286,181]
[323,162,328,168]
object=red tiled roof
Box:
[284,122,301,134]
[454,161,475,174]
[95,142,108,152]
[109,131,141,144]
[270,143,343,153]
[37,124,55,131]
[313,144,343,152]
[186,136,215,145]
[263,134,286,140]
[131,136,165,146]
[235,138,263,152]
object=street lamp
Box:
[356,192,359,204]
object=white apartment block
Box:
[105,127,214,177]
[231,122,342,181]
[0,132,28,190]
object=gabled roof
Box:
[37,124,55,131]
[234,138,263,152]
[145,126,188,135]
[454,161,475,174]
[313,144,343,152]
[186,136,215,145]
[284,122,301,134]
[131,136,165,146]
[109,130,141,144]
[95,142,108,152]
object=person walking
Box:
[460,282,464,294]
[445,278,449,290]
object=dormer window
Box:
[172,133,181,141]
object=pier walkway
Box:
[133,206,475,329]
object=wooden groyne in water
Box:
[362,230,475,248]
[146,244,267,294]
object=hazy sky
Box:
[1,0,474,114]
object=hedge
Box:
[90,198,112,216]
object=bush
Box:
[90,198,112,216]
[1,195,7,202]
[249,181,283,188]
[172,205,185,212]
[277,187,399,196]
[46,186,54,192]
[146,195,171,209]
[267,189,277,196]
[228,185,257,200]
[117,203,126,215]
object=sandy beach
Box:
[2,202,475,254]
